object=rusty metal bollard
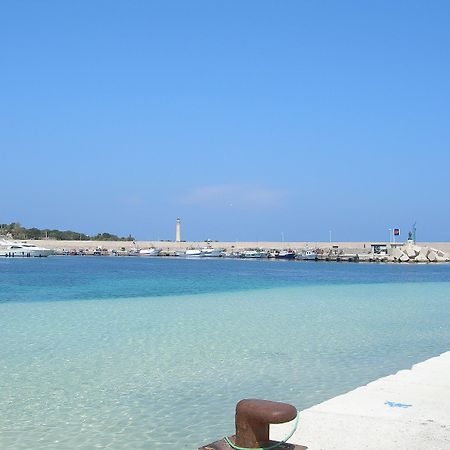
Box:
[198,398,307,450]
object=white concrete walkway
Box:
[271,351,450,449]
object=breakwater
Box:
[22,239,450,262]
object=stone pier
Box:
[271,351,450,449]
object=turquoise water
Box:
[1,257,450,449]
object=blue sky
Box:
[1,1,449,241]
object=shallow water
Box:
[1,257,449,449]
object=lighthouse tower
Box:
[175,218,181,242]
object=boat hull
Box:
[200,248,224,257]
[297,251,318,261]
[0,246,54,257]
[270,249,296,259]
[139,249,161,256]
[184,249,202,257]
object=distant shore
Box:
[27,239,450,253]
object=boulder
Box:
[415,253,429,263]
[405,247,416,258]
[392,248,404,260]
[412,245,422,255]
[400,254,410,262]
[428,251,437,262]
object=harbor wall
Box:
[26,240,450,253]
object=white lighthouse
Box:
[175,218,181,242]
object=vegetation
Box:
[0,223,134,241]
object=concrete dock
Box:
[26,239,450,254]
[271,351,450,449]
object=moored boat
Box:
[184,248,202,257]
[274,249,296,259]
[139,247,161,256]
[297,249,318,261]
[221,251,241,258]
[0,239,54,257]
[200,247,224,257]
[240,249,268,258]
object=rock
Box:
[428,251,437,262]
[413,245,422,255]
[392,248,404,260]
[405,247,416,258]
[436,255,447,262]
[415,253,429,263]
[400,254,410,262]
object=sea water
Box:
[1,257,449,449]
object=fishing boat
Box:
[297,249,318,261]
[139,247,161,256]
[221,251,241,258]
[274,249,296,259]
[200,247,224,257]
[184,248,202,257]
[240,249,268,258]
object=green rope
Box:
[224,412,299,450]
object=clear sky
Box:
[1,1,449,242]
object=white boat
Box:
[297,249,317,261]
[139,248,161,256]
[221,251,240,258]
[240,249,268,258]
[0,239,54,257]
[184,248,202,257]
[200,247,224,257]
